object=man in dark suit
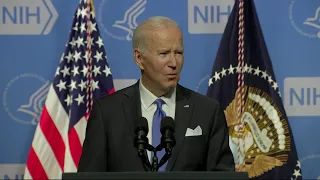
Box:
[78,16,234,172]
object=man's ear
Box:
[133,49,144,70]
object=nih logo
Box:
[284,77,320,116]
[0,0,58,35]
[188,0,234,34]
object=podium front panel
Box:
[62,171,249,180]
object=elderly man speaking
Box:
[78,16,234,172]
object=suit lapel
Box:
[122,81,142,138]
[122,81,153,170]
[167,85,194,171]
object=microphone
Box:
[160,117,176,155]
[134,117,152,170]
[133,117,149,156]
[157,117,176,168]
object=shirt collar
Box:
[139,79,176,109]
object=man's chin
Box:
[164,82,178,92]
[167,79,178,87]
[161,85,176,97]
[160,78,179,93]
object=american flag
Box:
[23,0,114,179]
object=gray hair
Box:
[132,16,180,54]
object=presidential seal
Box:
[226,85,290,178]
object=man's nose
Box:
[168,53,177,69]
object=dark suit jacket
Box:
[78,82,235,172]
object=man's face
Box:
[135,26,184,94]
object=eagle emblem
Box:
[225,85,290,178]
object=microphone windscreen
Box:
[134,117,149,134]
[160,117,175,134]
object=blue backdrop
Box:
[0,0,319,179]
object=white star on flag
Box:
[60,66,70,78]
[69,38,76,48]
[78,79,86,91]
[254,66,261,75]
[76,37,84,48]
[80,23,86,33]
[68,80,77,91]
[65,52,74,63]
[74,93,85,106]
[73,51,82,62]
[81,65,88,76]
[221,68,227,77]
[103,65,112,77]
[80,7,87,18]
[55,67,60,76]
[90,23,97,33]
[94,51,103,62]
[56,80,66,92]
[91,80,99,90]
[213,71,220,81]
[72,66,80,76]
[228,64,235,74]
[93,65,101,76]
[64,94,73,106]
[96,37,104,48]
[261,71,268,79]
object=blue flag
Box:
[206,0,302,179]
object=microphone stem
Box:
[158,150,172,167]
[138,151,152,170]
[152,149,158,172]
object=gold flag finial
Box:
[90,0,95,12]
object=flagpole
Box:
[236,0,246,172]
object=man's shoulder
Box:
[95,83,136,104]
[178,84,220,106]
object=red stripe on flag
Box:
[107,88,115,95]
[68,127,83,168]
[40,106,66,170]
[25,147,49,180]
[84,112,90,120]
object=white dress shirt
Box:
[139,80,176,161]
